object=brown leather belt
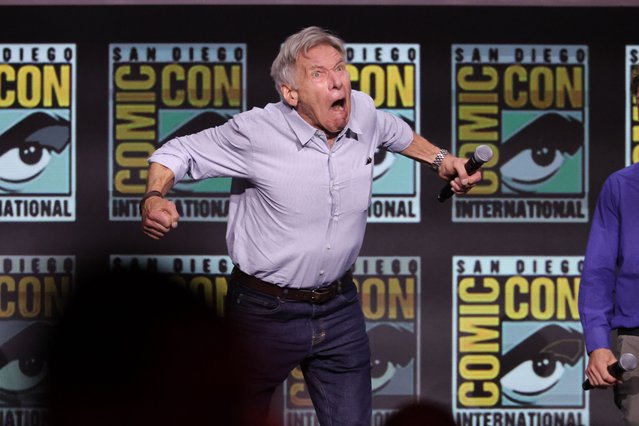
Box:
[231,267,353,304]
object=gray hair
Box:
[270,26,346,100]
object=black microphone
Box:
[582,353,637,390]
[437,145,494,203]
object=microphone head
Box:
[473,145,494,163]
[620,353,638,371]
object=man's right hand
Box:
[141,196,180,240]
[585,348,622,388]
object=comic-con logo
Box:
[346,45,420,223]
[284,256,420,426]
[109,44,246,221]
[0,255,74,415]
[452,45,588,223]
[0,45,75,222]
[452,256,587,426]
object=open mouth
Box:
[330,98,345,110]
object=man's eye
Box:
[312,71,321,78]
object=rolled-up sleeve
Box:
[148,112,253,182]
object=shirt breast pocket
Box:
[341,164,373,214]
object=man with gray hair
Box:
[140,27,480,425]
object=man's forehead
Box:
[299,57,345,72]
[298,45,343,63]
[306,60,345,70]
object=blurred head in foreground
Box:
[46,269,254,426]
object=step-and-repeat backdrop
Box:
[0,5,637,426]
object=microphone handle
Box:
[582,360,628,390]
[437,156,483,203]
[582,378,595,391]
[609,362,626,378]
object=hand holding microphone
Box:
[437,145,494,203]
[582,352,637,390]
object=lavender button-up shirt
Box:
[149,90,413,288]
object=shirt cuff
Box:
[585,325,612,354]
[147,152,188,183]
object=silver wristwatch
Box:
[431,148,449,172]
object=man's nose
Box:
[328,70,343,89]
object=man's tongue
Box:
[331,99,345,110]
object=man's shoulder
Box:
[600,163,639,200]
[351,90,375,107]
[609,163,639,184]
[349,90,380,124]
[617,162,639,176]
[232,101,286,124]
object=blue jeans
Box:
[225,277,372,426]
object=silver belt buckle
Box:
[310,286,331,303]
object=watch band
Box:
[431,148,449,172]
[139,190,164,215]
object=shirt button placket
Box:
[322,151,337,281]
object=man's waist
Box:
[612,316,639,336]
[618,327,639,336]
[230,267,353,304]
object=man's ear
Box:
[281,84,298,107]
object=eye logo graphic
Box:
[0,112,70,194]
[501,324,584,407]
[368,324,416,395]
[501,112,583,195]
[372,149,396,181]
[0,322,51,407]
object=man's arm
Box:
[140,162,180,240]
[579,176,621,387]
[400,132,482,194]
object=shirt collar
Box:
[277,99,362,146]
